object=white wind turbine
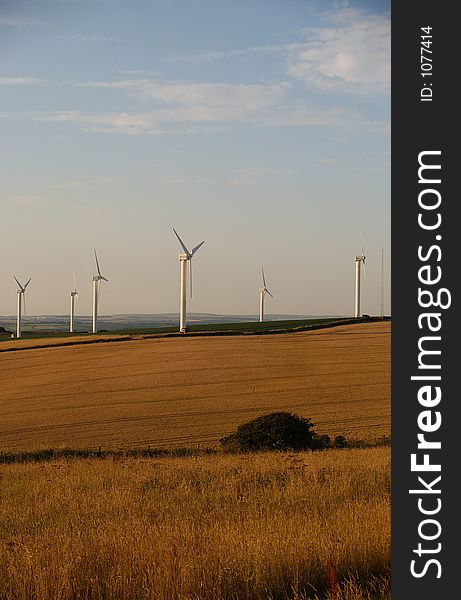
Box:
[14,276,31,339]
[259,268,273,323]
[70,273,79,333]
[173,228,204,333]
[354,234,366,318]
[92,250,108,334]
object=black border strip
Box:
[392,2,457,597]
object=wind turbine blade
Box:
[189,259,193,299]
[24,278,31,290]
[23,293,27,317]
[173,228,190,254]
[262,267,266,288]
[94,249,102,277]
[191,240,204,256]
[266,290,274,299]
[101,276,109,282]
[76,293,79,301]
[73,272,77,291]
[14,276,23,290]
[360,231,364,256]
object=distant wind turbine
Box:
[70,273,79,333]
[92,250,108,334]
[14,276,31,339]
[259,268,273,323]
[354,234,366,318]
[380,247,384,319]
[173,228,204,333]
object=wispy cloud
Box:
[56,33,120,42]
[230,167,272,187]
[287,8,390,93]
[0,17,46,27]
[118,69,160,77]
[29,94,383,136]
[32,80,290,134]
[167,44,289,63]
[149,176,217,185]
[53,175,124,190]
[33,110,221,135]
[70,79,289,115]
[0,77,47,86]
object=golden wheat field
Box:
[0,322,390,452]
[0,447,390,600]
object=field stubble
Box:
[0,322,390,451]
[0,447,390,600]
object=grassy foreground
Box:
[0,447,390,600]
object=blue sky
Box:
[1,0,390,317]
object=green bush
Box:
[311,433,331,450]
[334,435,348,448]
[220,412,316,452]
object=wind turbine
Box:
[92,250,108,334]
[259,267,273,323]
[354,234,366,318]
[380,247,384,320]
[70,273,79,333]
[173,228,204,333]
[14,276,31,339]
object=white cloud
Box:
[11,66,387,136]
[34,80,290,134]
[71,79,288,118]
[30,95,383,136]
[0,77,46,86]
[287,8,390,93]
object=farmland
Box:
[0,321,390,453]
[0,320,391,599]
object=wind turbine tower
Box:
[92,250,108,334]
[173,228,204,333]
[14,276,31,339]
[70,273,78,333]
[259,268,273,323]
[354,236,366,318]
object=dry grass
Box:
[0,322,390,451]
[0,447,390,600]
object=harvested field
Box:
[0,321,390,452]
